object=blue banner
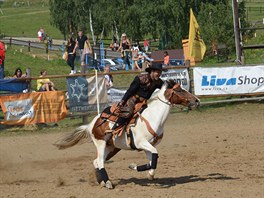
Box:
[0,78,28,93]
[67,76,89,112]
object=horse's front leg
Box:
[145,151,158,180]
[129,141,159,180]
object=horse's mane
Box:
[149,82,168,104]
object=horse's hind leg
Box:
[92,140,114,189]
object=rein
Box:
[157,96,172,106]
[137,112,163,145]
[158,91,189,111]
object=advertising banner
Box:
[0,91,67,125]
[161,68,190,91]
[107,88,126,105]
[67,76,108,112]
[193,66,264,95]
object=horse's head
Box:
[164,80,200,109]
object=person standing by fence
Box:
[81,35,92,73]
[0,41,5,79]
[74,30,88,69]
[117,33,131,70]
[66,36,77,74]
[144,39,149,53]
[163,51,170,66]
[104,65,113,90]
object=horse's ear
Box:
[166,79,175,89]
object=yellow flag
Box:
[188,8,206,60]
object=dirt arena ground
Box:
[0,103,263,198]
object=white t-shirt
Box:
[38,31,42,37]
[104,74,113,88]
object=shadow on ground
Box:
[117,173,239,188]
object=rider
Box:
[107,63,166,132]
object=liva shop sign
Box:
[193,65,264,95]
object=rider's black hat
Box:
[145,63,167,73]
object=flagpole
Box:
[95,70,100,115]
[232,0,242,64]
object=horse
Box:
[54,80,200,189]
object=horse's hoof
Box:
[100,181,106,188]
[128,163,137,170]
[147,170,155,180]
[147,173,155,180]
[105,180,113,189]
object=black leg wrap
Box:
[151,153,159,169]
[99,168,109,183]
[137,164,151,172]
[95,168,103,184]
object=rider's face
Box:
[150,70,162,81]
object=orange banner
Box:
[0,91,67,125]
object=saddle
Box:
[100,101,147,136]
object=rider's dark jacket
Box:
[120,73,163,118]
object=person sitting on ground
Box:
[107,63,166,132]
[13,68,27,78]
[133,50,144,71]
[36,70,55,91]
[104,65,113,90]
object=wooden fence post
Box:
[26,68,32,92]
[28,41,31,52]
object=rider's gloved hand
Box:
[118,100,125,107]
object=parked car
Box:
[84,56,104,71]
[112,58,124,69]
[103,58,122,70]
[169,59,185,66]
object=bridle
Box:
[157,96,172,106]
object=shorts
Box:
[38,86,45,92]
[79,49,85,63]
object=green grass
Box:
[3,45,136,91]
[0,6,63,39]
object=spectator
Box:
[13,68,26,78]
[104,65,113,90]
[66,36,77,74]
[117,33,131,70]
[163,51,170,66]
[81,35,92,73]
[0,41,5,79]
[132,49,143,71]
[37,28,43,42]
[41,27,46,41]
[143,39,149,53]
[74,30,88,67]
[36,70,55,91]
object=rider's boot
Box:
[105,117,127,133]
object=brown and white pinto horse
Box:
[54,80,200,189]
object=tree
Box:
[197,2,234,56]
[49,0,250,53]
[49,0,78,40]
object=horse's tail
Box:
[54,125,90,150]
